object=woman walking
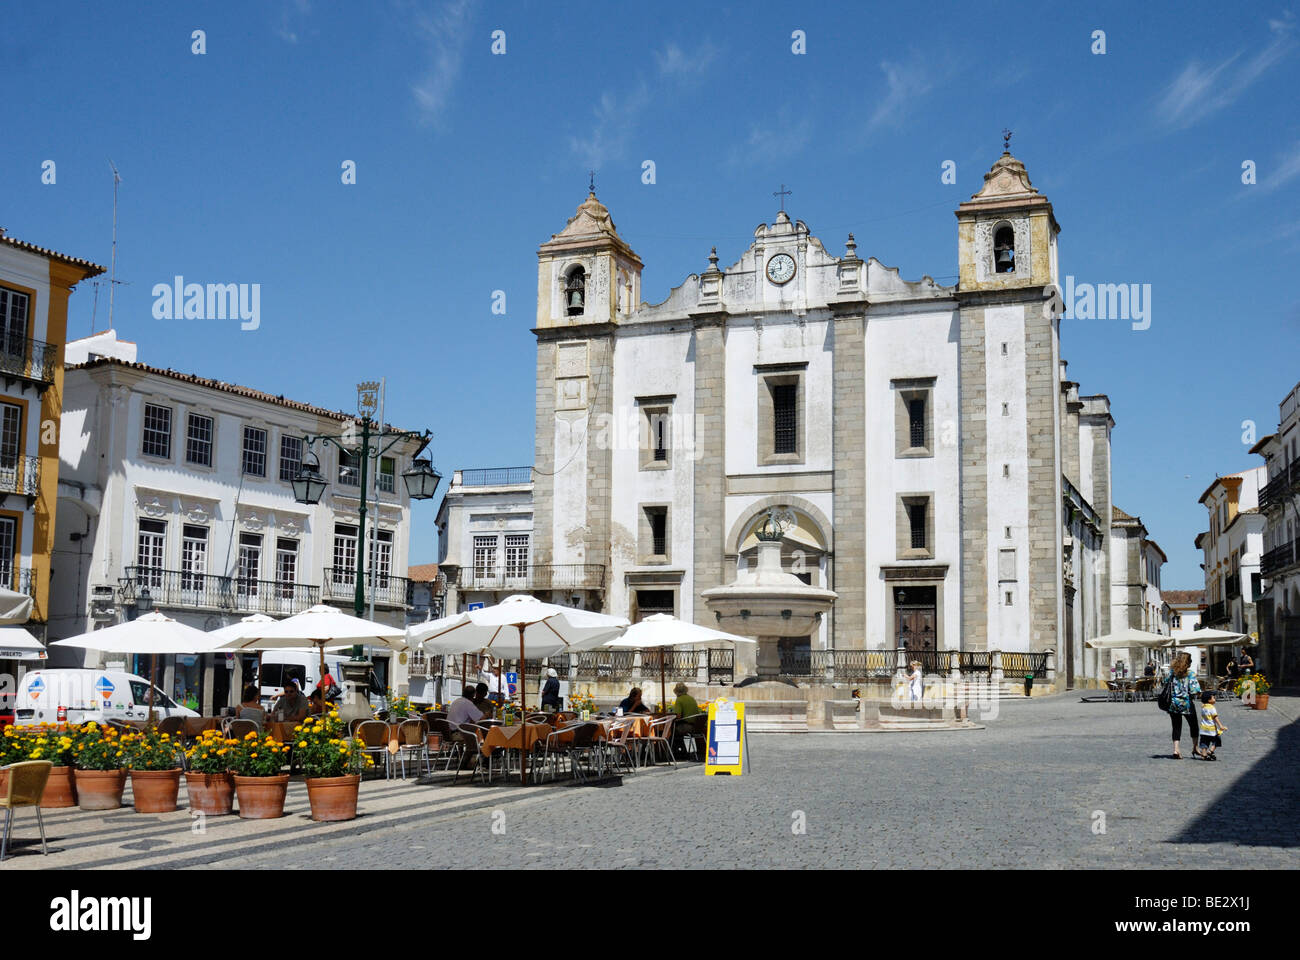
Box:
[1162,651,1201,759]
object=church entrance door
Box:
[893,586,937,654]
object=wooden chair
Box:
[226,718,260,740]
[0,761,52,861]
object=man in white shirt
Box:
[447,690,483,727]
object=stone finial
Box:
[845,233,857,258]
[708,246,718,269]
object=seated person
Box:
[238,683,266,723]
[307,689,327,715]
[271,680,310,721]
[447,689,484,727]
[470,682,492,715]
[618,687,651,714]
[671,682,700,719]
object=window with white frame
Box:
[369,528,393,587]
[505,534,529,579]
[242,426,268,477]
[0,516,15,589]
[338,449,360,487]
[0,287,30,354]
[275,538,298,597]
[279,435,303,482]
[0,402,21,471]
[136,519,166,587]
[378,457,395,494]
[180,525,208,591]
[237,533,262,595]
[332,525,358,583]
[142,404,172,459]
[473,535,497,580]
[186,413,214,467]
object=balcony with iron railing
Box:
[457,467,533,487]
[0,455,40,499]
[322,568,411,608]
[1224,573,1241,600]
[0,336,57,387]
[1258,460,1299,512]
[7,567,37,598]
[454,563,606,592]
[1261,540,1298,578]
[119,566,319,615]
[1201,599,1228,625]
[778,648,1049,680]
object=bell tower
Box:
[954,145,1065,667]
[531,192,642,605]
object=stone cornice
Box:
[532,322,617,342]
[881,564,949,581]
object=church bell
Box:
[996,247,1015,267]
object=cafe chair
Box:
[395,719,430,779]
[354,720,394,779]
[0,761,52,861]
[226,718,261,740]
[644,716,677,769]
[600,718,639,776]
[679,714,708,761]
[156,716,185,739]
[453,724,487,784]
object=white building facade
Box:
[442,152,1158,689]
[1252,380,1300,684]
[51,333,426,711]
[1196,468,1266,642]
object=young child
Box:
[1197,690,1226,760]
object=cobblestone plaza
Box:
[12,693,1296,871]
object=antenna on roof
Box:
[108,160,121,330]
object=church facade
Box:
[453,152,1134,687]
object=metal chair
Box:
[453,724,487,784]
[225,718,261,740]
[679,713,707,761]
[156,716,185,738]
[0,761,52,861]
[354,720,394,779]
[395,719,430,779]
[600,718,638,776]
[644,716,677,768]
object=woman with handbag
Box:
[1160,651,1201,759]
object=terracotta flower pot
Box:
[130,768,182,813]
[233,774,290,819]
[304,774,360,822]
[41,765,78,808]
[75,768,127,810]
[1253,694,1269,710]
[185,771,235,815]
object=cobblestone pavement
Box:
[10,693,1298,870]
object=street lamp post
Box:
[290,395,441,655]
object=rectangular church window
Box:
[773,384,798,454]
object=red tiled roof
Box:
[407,563,439,582]
[0,232,105,277]
[1163,589,1206,605]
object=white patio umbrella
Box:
[1165,628,1253,648]
[53,612,221,720]
[0,627,47,662]
[603,613,755,708]
[407,595,629,784]
[0,587,33,626]
[206,614,278,700]
[1084,628,1172,649]
[210,604,406,711]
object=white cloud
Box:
[1262,140,1300,192]
[410,0,477,127]
[276,0,312,44]
[870,55,936,129]
[1154,14,1295,129]
[655,41,717,79]
[727,112,813,169]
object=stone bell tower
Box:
[532,191,642,604]
[954,146,1064,661]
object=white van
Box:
[14,669,200,725]
[256,652,352,706]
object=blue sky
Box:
[3,0,1298,587]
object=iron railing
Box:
[1224,573,1241,600]
[459,467,533,487]
[13,567,36,597]
[323,568,411,607]
[1258,460,1299,511]
[0,455,40,498]
[547,648,734,685]
[777,648,1046,679]
[1261,541,1298,578]
[0,336,57,385]
[120,566,318,614]
[455,563,606,591]
[1001,652,1050,679]
[1202,599,1228,625]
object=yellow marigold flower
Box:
[298,741,307,748]
[250,752,258,758]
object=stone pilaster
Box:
[691,314,727,626]
[584,333,614,598]
[830,306,867,648]
[958,304,989,650]
[1024,311,1060,653]
[532,339,556,565]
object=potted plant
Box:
[71,722,129,810]
[123,728,183,813]
[229,731,290,819]
[24,724,79,808]
[1234,672,1270,709]
[184,729,237,815]
[385,690,416,722]
[294,709,372,822]
[571,691,596,720]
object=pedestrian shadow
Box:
[1169,713,1300,848]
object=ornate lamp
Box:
[401,457,442,500]
[291,450,328,505]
